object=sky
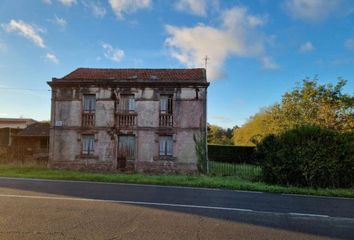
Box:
[0,0,353,128]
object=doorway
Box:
[117,135,135,170]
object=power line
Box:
[0,87,50,91]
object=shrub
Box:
[256,125,354,188]
[208,144,256,164]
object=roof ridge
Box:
[56,68,208,83]
[74,67,206,70]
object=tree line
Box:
[209,77,354,146]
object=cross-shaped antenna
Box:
[204,55,210,69]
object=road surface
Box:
[0,177,353,239]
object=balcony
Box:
[159,114,173,127]
[117,113,137,128]
[82,113,95,128]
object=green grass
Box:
[0,163,353,198]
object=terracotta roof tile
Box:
[57,68,206,82]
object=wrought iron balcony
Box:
[117,113,137,128]
[82,112,95,128]
[159,114,173,127]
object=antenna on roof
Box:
[204,55,210,69]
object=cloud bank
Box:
[165,6,275,80]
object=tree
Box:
[207,124,235,145]
[272,77,353,132]
[232,108,278,146]
[233,78,354,145]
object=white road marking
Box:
[0,176,263,194]
[281,193,354,200]
[0,193,254,212]
[289,213,330,218]
[0,193,352,221]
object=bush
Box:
[208,144,256,164]
[256,125,354,188]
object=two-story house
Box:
[47,68,209,172]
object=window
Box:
[82,135,95,155]
[159,136,173,156]
[118,135,135,159]
[120,94,135,112]
[83,95,96,113]
[160,95,173,114]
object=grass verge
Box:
[0,163,353,198]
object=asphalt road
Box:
[0,177,353,239]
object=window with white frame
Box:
[159,136,173,156]
[160,95,173,114]
[120,94,135,112]
[83,95,96,113]
[82,135,95,155]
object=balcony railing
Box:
[82,112,95,128]
[159,114,173,127]
[117,113,137,128]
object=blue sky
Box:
[0,0,353,128]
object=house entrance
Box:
[117,135,135,170]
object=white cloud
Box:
[50,15,67,29]
[345,38,354,51]
[108,0,151,19]
[58,0,77,6]
[175,0,215,16]
[102,43,124,62]
[45,53,59,63]
[221,6,266,29]
[2,20,46,48]
[299,41,315,52]
[82,1,106,18]
[165,7,275,80]
[261,57,279,70]
[284,0,340,22]
[42,0,52,4]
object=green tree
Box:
[272,77,353,132]
[233,78,354,145]
[233,108,278,146]
[207,124,235,145]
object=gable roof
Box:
[51,68,207,83]
[16,122,49,137]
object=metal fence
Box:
[209,161,261,181]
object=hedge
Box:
[256,125,354,188]
[207,144,256,164]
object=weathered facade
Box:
[47,68,209,173]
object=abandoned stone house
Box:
[47,68,209,172]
